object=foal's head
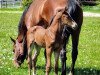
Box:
[10,37,26,68]
[61,12,77,29]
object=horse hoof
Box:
[68,71,73,75]
[14,63,20,68]
[33,73,36,75]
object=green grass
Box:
[82,4,100,13]
[0,13,100,75]
[0,8,23,11]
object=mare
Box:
[26,10,77,75]
[11,0,69,68]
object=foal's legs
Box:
[46,47,52,75]
[44,49,47,66]
[27,43,33,75]
[32,45,40,75]
[54,49,60,75]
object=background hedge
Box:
[22,0,33,7]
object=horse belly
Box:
[34,28,46,47]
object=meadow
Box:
[0,12,100,75]
[83,4,100,13]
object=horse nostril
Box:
[72,22,78,30]
[20,53,24,56]
[21,54,23,55]
[18,50,20,53]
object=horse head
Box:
[61,12,77,30]
[10,37,26,68]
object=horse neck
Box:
[68,0,77,15]
[18,6,28,43]
[48,19,63,36]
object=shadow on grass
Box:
[67,68,100,75]
[26,65,100,75]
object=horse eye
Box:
[58,9,62,12]
[65,15,68,18]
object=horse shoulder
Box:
[41,0,55,24]
[24,0,46,29]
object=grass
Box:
[0,8,23,11]
[82,4,100,13]
[0,12,100,75]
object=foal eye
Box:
[65,15,68,18]
[58,9,62,12]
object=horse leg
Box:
[54,49,60,75]
[60,31,70,75]
[69,29,81,75]
[46,47,52,75]
[27,41,34,75]
[44,49,47,66]
[32,45,40,75]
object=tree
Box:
[22,0,32,7]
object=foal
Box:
[26,10,77,75]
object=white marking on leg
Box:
[69,71,73,75]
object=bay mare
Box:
[11,0,68,67]
[26,10,77,75]
[11,0,83,75]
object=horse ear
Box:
[10,37,15,44]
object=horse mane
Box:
[18,5,31,62]
[18,5,30,35]
[22,36,27,63]
[63,0,80,36]
[68,0,80,16]
[64,0,83,35]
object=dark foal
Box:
[60,0,83,75]
[26,10,77,75]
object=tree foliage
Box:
[22,0,33,7]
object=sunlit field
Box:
[0,13,100,75]
[83,4,100,13]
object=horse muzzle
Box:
[71,22,78,30]
[13,60,21,68]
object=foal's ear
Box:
[10,37,15,44]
